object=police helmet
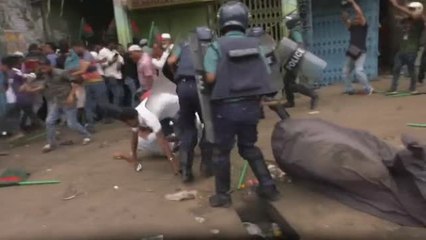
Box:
[285,14,301,30]
[217,1,251,32]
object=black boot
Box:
[180,151,194,183]
[209,194,232,208]
[269,105,290,120]
[296,84,318,110]
[310,95,319,111]
[247,157,280,201]
[210,151,232,208]
[200,147,214,178]
[282,101,295,108]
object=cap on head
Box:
[128,45,143,52]
[139,39,148,47]
[217,1,251,32]
[13,51,24,57]
[161,33,171,40]
[408,2,424,16]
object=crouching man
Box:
[114,91,179,174]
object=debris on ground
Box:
[210,229,220,235]
[63,185,81,201]
[141,234,164,240]
[194,216,206,223]
[114,185,119,190]
[267,164,286,181]
[243,222,265,237]
[99,141,109,148]
[165,190,197,201]
[0,152,10,156]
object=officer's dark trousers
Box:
[212,100,275,195]
[176,78,202,151]
[419,49,426,83]
[283,71,317,104]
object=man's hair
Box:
[1,55,22,68]
[72,40,86,48]
[28,43,39,52]
[45,42,57,51]
[118,108,139,121]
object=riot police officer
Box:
[167,33,213,183]
[203,1,280,208]
[283,15,319,110]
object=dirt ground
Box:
[1,77,426,240]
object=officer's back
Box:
[203,0,280,208]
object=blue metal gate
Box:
[304,0,380,86]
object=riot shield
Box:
[275,37,327,83]
[188,27,215,143]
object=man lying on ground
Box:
[113,91,179,174]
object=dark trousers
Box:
[283,71,317,104]
[105,77,123,106]
[17,104,40,130]
[212,100,275,195]
[419,50,426,83]
[391,51,417,91]
[176,78,203,151]
[84,82,110,126]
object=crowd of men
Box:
[1,0,426,208]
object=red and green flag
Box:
[79,18,94,39]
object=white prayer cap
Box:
[128,45,142,52]
[161,33,171,40]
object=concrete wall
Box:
[0,0,81,55]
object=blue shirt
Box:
[203,31,270,74]
[47,53,57,67]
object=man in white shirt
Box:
[115,92,180,173]
[98,42,124,106]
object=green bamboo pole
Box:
[18,180,60,185]
[237,161,249,189]
[407,123,426,128]
[148,21,155,47]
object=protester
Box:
[38,58,91,153]
[123,44,139,107]
[56,39,70,69]
[70,41,110,131]
[42,42,58,67]
[2,55,42,133]
[128,45,156,94]
[341,0,373,95]
[388,0,425,94]
[114,91,179,173]
[98,41,124,107]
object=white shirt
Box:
[98,47,124,79]
[138,134,163,155]
[152,44,174,70]
[132,93,179,134]
[90,51,104,76]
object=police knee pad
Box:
[238,146,263,161]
